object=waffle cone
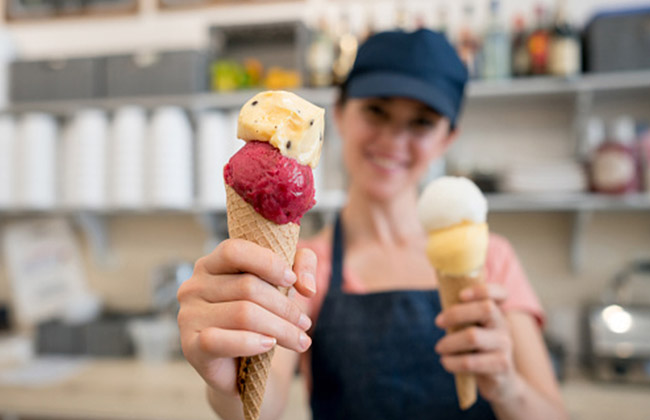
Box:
[437,269,485,410]
[225,184,300,420]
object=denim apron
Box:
[310,215,497,420]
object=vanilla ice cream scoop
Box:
[237,90,325,168]
[417,176,487,231]
[418,176,489,276]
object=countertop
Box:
[0,358,648,420]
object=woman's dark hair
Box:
[335,82,349,108]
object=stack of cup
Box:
[61,109,109,209]
[15,113,58,209]
[197,111,229,210]
[147,107,193,209]
[0,115,16,209]
[109,106,147,209]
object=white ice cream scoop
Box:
[418,176,487,231]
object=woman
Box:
[177,29,568,419]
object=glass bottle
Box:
[527,4,551,76]
[457,2,481,79]
[549,0,582,77]
[482,0,511,80]
[307,18,335,88]
[511,14,530,77]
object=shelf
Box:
[2,193,648,216]
[486,193,650,212]
[4,70,650,115]
[468,70,650,98]
[3,88,338,115]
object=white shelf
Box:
[4,70,650,115]
[2,193,649,216]
[469,70,650,98]
[486,193,650,212]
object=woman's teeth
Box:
[370,155,402,170]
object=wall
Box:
[3,0,650,58]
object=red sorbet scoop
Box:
[224,141,316,225]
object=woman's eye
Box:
[411,118,434,128]
[365,104,387,118]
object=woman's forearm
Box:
[491,374,568,420]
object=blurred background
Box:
[0,0,649,419]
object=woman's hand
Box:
[177,239,317,396]
[435,283,520,404]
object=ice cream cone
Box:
[225,184,300,420]
[437,270,484,410]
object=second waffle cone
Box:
[225,184,300,420]
[437,270,484,410]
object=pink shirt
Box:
[297,232,545,327]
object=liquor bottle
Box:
[332,12,358,85]
[307,18,335,87]
[511,14,530,77]
[590,116,641,194]
[549,0,581,77]
[482,0,511,80]
[457,2,481,78]
[527,4,551,75]
[434,3,449,38]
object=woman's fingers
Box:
[460,283,508,304]
[198,273,312,331]
[435,327,510,355]
[194,327,278,359]
[211,301,312,353]
[293,247,318,297]
[436,299,505,329]
[440,351,512,375]
[200,239,297,288]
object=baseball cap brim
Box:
[346,71,458,127]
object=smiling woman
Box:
[177,28,569,420]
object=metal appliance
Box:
[584,260,650,384]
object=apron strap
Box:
[329,213,345,293]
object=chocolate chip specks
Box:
[251,100,258,106]
[286,141,292,149]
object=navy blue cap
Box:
[345,29,469,128]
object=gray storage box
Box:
[105,50,209,97]
[209,21,309,83]
[585,8,650,73]
[10,57,104,102]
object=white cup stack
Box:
[15,113,58,209]
[197,111,229,210]
[61,109,109,209]
[148,107,194,209]
[109,106,147,209]
[0,115,16,209]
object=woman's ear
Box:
[439,126,460,156]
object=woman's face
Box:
[336,97,456,201]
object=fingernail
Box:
[461,288,473,300]
[260,336,276,349]
[299,332,312,351]
[298,313,312,330]
[284,269,297,286]
[302,272,316,294]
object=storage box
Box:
[10,57,104,102]
[585,8,650,73]
[105,50,209,97]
